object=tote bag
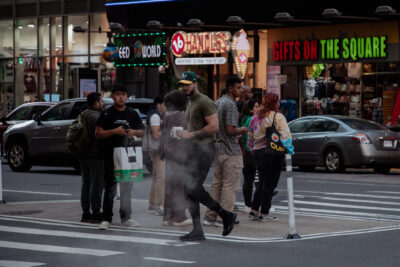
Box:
[265,112,286,157]
[113,143,143,182]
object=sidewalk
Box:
[0,199,396,240]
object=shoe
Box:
[151,206,164,216]
[163,221,171,226]
[99,221,110,230]
[121,219,141,227]
[203,217,217,226]
[272,190,278,197]
[259,214,278,222]
[89,214,102,224]
[179,231,206,241]
[172,219,193,226]
[249,211,259,220]
[148,205,155,211]
[220,210,237,236]
[215,220,240,227]
[81,213,92,223]
[234,204,240,211]
[269,207,276,213]
[243,206,252,214]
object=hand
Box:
[127,129,136,139]
[113,126,128,136]
[176,130,194,139]
[239,127,249,135]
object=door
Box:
[30,102,72,157]
[305,118,340,164]
[289,118,312,164]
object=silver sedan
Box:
[288,115,400,174]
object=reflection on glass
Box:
[90,14,109,54]
[64,15,89,55]
[15,57,38,107]
[15,19,37,57]
[90,56,116,94]
[39,18,50,56]
[63,56,88,99]
[0,20,13,58]
[0,59,14,116]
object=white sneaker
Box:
[269,207,276,213]
[152,206,164,216]
[172,219,193,226]
[99,221,110,230]
[121,219,140,227]
[243,206,252,214]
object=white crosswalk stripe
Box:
[276,189,400,222]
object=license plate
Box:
[383,140,393,148]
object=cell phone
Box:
[123,124,130,130]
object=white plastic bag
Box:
[113,146,143,182]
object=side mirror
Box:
[0,116,6,124]
[33,113,42,125]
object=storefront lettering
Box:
[142,45,161,58]
[119,46,130,59]
[273,35,387,61]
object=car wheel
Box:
[7,141,32,172]
[324,148,344,173]
[373,166,391,174]
[298,165,315,172]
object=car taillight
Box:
[351,133,371,144]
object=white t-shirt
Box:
[149,113,161,126]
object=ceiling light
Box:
[322,8,342,18]
[227,16,245,25]
[187,19,204,27]
[375,5,397,16]
[146,20,162,28]
[28,23,35,28]
[274,12,294,22]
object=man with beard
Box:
[176,71,237,241]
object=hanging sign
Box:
[175,57,227,65]
[232,29,251,79]
[171,31,231,57]
[111,32,167,67]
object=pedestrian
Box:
[95,84,145,230]
[143,94,166,216]
[236,85,253,114]
[239,99,260,214]
[160,90,192,226]
[79,92,104,224]
[371,98,383,125]
[203,76,248,227]
[176,71,237,241]
[248,92,294,222]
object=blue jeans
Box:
[79,159,104,216]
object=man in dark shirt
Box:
[79,92,104,224]
[96,85,145,230]
[176,71,237,241]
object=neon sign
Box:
[273,35,387,61]
[171,31,231,57]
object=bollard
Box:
[283,153,300,240]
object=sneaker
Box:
[148,205,155,211]
[99,221,110,230]
[234,204,240,211]
[259,214,278,222]
[163,221,171,226]
[221,212,237,236]
[269,207,276,213]
[151,206,164,216]
[81,213,92,223]
[90,214,102,224]
[249,211,259,220]
[272,190,278,197]
[172,219,193,226]
[121,219,141,227]
[203,217,217,226]
[243,206,252,214]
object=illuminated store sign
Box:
[112,32,167,67]
[171,31,231,57]
[273,35,387,61]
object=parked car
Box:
[0,102,55,154]
[3,97,154,172]
[288,115,400,174]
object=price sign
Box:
[171,32,185,56]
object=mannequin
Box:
[303,77,316,100]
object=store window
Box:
[0,59,14,117]
[63,56,89,99]
[39,18,50,56]
[0,20,13,58]
[15,19,37,57]
[15,57,38,106]
[90,14,109,55]
[91,55,116,94]
[52,17,63,56]
[64,15,89,55]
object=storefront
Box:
[266,21,400,124]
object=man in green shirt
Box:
[177,71,237,241]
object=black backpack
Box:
[265,112,286,157]
[66,109,96,157]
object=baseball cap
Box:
[177,71,198,85]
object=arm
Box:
[275,113,295,155]
[178,113,219,139]
[95,125,126,139]
[151,125,162,139]
[226,125,248,136]
[127,128,144,138]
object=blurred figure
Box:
[144,95,166,216]
[371,98,383,125]
[236,85,253,114]
[204,76,247,227]
[248,92,294,222]
[160,90,192,226]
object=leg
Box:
[80,159,91,221]
[152,153,165,207]
[163,160,173,224]
[251,150,267,213]
[119,181,133,222]
[204,155,223,221]
[170,161,188,223]
[89,159,104,219]
[242,151,256,207]
[260,156,283,215]
[220,155,243,213]
[102,158,117,223]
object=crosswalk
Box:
[0,215,198,266]
[274,189,400,222]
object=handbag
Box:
[265,112,286,157]
[113,138,143,182]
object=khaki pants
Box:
[205,154,243,220]
[149,151,165,207]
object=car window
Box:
[126,103,153,115]
[308,119,339,132]
[31,106,51,117]
[289,119,311,133]
[41,103,70,121]
[68,102,88,119]
[339,118,385,130]
[8,107,31,121]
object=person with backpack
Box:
[95,85,145,230]
[76,92,104,223]
[248,92,294,222]
[143,95,166,216]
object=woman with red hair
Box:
[248,92,294,221]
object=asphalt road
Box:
[1,163,400,266]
